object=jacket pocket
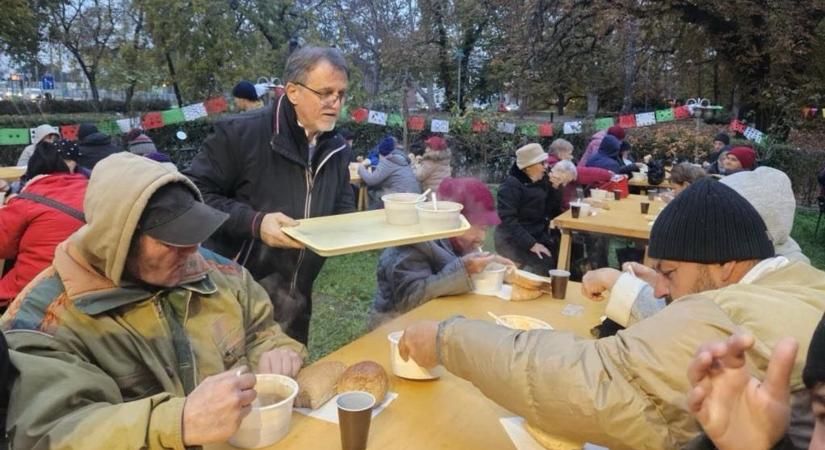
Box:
[212,317,246,368]
[115,368,164,402]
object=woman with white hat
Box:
[16,124,60,166]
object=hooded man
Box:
[186,46,355,344]
[397,177,825,450]
[3,153,305,449]
[77,123,120,169]
[369,177,510,327]
[16,124,59,167]
[578,125,626,168]
[357,135,421,208]
[585,134,638,175]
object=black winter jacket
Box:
[494,163,562,252]
[185,95,355,342]
[77,132,120,169]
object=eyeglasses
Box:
[294,82,346,106]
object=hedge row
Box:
[0,98,171,116]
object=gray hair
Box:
[552,159,577,180]
[283,46,349,84]
[549,138,574,156]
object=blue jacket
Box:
[586,135,637,175]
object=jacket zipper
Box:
[288,144,347,296]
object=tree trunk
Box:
[586,89,598,117]
[166,52,183,107]
[731,83,740,119]
[125,81,136,113]
[621,19,638,113]
[713,57,720,106]
[556,91,565,116]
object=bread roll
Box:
[295,360,347,409]
[523,421,583,450]
[337,361,389,405]
[506,269,552,291]
[510,284,543,301]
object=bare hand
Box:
[581,268,622,300]
[260,212,304,249]
[356,156,364,162]
[686,335,797,450]
[621,262,657,286]
[493,255,517,268]
[257,348,304,378]
[529,243,551,260]
[461,252,494,274]
[398,321,440,368]
[362,159,371,167]
[182,366,257,446]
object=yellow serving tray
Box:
[282,209,470,257]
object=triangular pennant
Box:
[563,121,582,134]
[116,117,141,133]
[97,120,121,136]
[520,122,538,137]
[141,112,164,130]
[618,114,636,128]
[0,129,30,145]
[472,119,489,133]
[367,110,388,126]
[673,106,692,119]
[351,107,369,123]
[60,124,80,141]
[635,112,656,127]
[161,108,185,125]
[593,117,614,131]
[655,109,675,122]
[497,122,516,134]
[431,119,449,133]
[386,113,403,127]
[407,116,425,131]
[182,103,208,121]
[204,96,228,115]
[538,122,554,137]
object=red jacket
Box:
[0,173,87,302]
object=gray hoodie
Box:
[357,149,421,200]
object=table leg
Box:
[358,184,368,211]
[557,230,572,271]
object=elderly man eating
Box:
[398,178,825,449]
[3,153,306,449]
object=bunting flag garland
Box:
[673,106,692,119]
[743,127,765,144]
[497,122,516,134]
[655,109,675,122]
[116,117,141,133]
[593,117,614,131]
[635,112,656,127]
[367,110,388,126]
[141,112,164,130]
[538,122,554,137]
[161,108,186,125]
[351,107,369,123]
[97,120,121,136]
[431,119,450,133]
[472,119,489,133]
[729,119,746,134]
[386,113,403,127]
[203,96,228,115]
[407,116,425,131]
[0,129,29,145]
[182,103,208,121]
[519,122,538,136]
[60,124,80,141]
[618,114,636,128]
[29,128,38,143]
[563,121,582,134]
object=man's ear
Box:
[285,83,300,105]
[718,260,738,283]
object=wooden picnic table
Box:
[0,166,25,182]
[627,177,672,190]
[552,194,666,271]
[349,162,369,211]
[209,282,604,450]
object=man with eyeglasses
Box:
[186,46,355,344]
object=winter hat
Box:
[804,313,825,388]
[378,136,396,156]
[714,132,730,146]
[649,177,774,263]
[53,139,82,160]
[515,143,548,169]
[620,141,632,154]
[128,134,158,156]
[607,126,625,141]
[437,177,500,226]
[424,135,447,151]
[727,146,757,170]
[78,123,99,141]
[32,124,60,145]
[232,80,258,101]
[598,135,621,158]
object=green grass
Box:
[306,210,825,361]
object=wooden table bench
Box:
[0,166,25,183]
[209,283,604,450]
[349,163,369,211]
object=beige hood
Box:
[69,152,202,286]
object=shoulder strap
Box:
[16,192,86,223]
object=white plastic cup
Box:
[387,331,443,380]
[471,263,507,295]
[229,374,299,449]
[415,201,463,232]
[382,192,423,225]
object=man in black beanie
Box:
[394,177,825,449]
[232,80,263,112]
[707,132,731,175]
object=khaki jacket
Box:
[414,149,452,193]
[438,261,825,450]
[2,153,305,450]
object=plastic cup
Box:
[641,202,651,214]
[570,204,581,219]
[647,189,657,201]
[548,269,570,299]
[337,391,376,450]
[612,189,621,200]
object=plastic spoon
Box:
[416,188,432,202]
[487,311,504,325]
[432,192,438,210]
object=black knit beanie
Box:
[649,178,774,263]
[804,313,825,388]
